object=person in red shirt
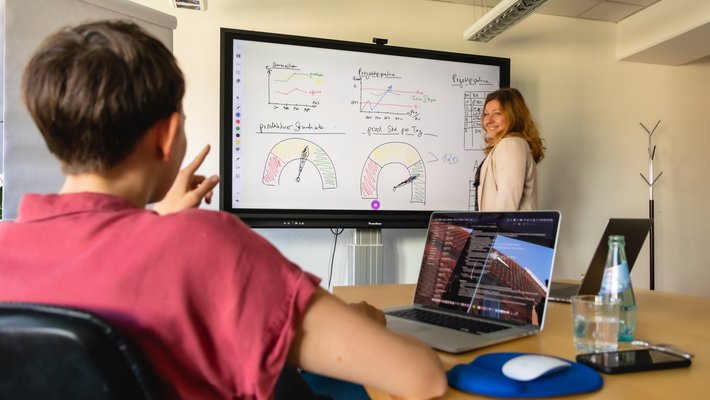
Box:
[0,20,446,399]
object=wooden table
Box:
[333,284,709,399]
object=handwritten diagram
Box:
[230,38,501,212]
[464,91,492,151]
[267,64,324,109]
[355,72,437,120]
[360,142,426,204]
[360,84,419,115]
[262,138,337,189]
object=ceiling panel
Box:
[581,2,644,22]
[538,0,601,17]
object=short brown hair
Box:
[21,20,185,173]
[482,87,545,163]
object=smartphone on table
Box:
[576,349,691,374]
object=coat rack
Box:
[639,120,662,290]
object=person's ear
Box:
[155,112,181,161]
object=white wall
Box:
[120,1,710,297]
[2,0,176,218]
[0,1,4,174]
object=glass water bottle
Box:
[598,235,637,341]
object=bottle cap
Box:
[608,235,625,244]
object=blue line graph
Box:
[358,80,434,118]
[360,84,418,114]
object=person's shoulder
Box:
[150,208,280,258]
[157,208,249,234]
[163,208,240,223]
[139,209,248,242]
[497,136,529,152]
[499,136,527,146]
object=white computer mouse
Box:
[501,354,572,381]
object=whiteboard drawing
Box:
[263,138,337,188]
[267,65,323,109]
[357,78,435,119]
[296,145,309,182]
[361,142,426,204]
[361,83,417,115]
[463,91,491,151]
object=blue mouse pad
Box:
[447,352,603,398]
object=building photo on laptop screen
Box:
[414,212,559,326]
[385,211,560,353]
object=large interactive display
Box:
[220,28,510,228]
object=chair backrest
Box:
[0,302,167,399]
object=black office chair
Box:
[0,302,344,399]
[0,302,167,399]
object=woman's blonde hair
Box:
[482,87,545,163]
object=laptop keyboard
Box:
[387,308,511,334]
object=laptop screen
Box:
[413,211,560,326]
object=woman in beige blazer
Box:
[476,88,545,211]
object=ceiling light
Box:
[464,0,549,42]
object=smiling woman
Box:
[475,87,545,212]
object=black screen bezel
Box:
[219,28,511,228]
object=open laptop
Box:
[385,211,561,354]
[548,218,651,303]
